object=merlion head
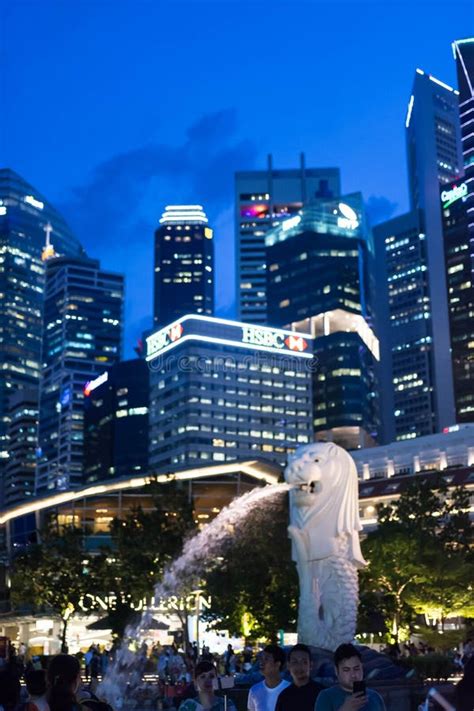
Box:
[285,442,366,566]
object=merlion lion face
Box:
[285,442,339,508]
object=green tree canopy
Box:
[10,523,88,652]
[201,492,298,640]
[88,481,196,638]
[360,477,474,641]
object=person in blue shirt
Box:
[315,644,386,711]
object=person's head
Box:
[288,644,311,687]
[334,644,363,692]
[25,669,47,697]
[260,645,286,678]
[47,654,81,711]
[0,669,21,710]
[194,660,217,695]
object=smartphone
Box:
[353,680,366,696]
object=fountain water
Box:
[99,482,291,705]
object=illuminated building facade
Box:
[441,179,473,421]
[373,211,437,442]
[0,169,83,461]
[235,155,340,324]
[405,69,463,430]
[265,196,380,449]
[36,256,124,494]
[83,359,149,483]
[154,205,214,327]
[450,38,474,422]
[3,389,39,507]
[146,315,314,470]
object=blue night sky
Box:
[2,0,473,356]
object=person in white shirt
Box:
[247,645,290,711]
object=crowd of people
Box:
[0,638,472,711]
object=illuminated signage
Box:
[441,183,468,209]
[242,326,308,353]
[24,195,44,210]
[337,203,359,231]
[84,371,109,396]
[282,215,301,231]
[145,316,312,362]
[146,321,184,359]
[78,590,211,613]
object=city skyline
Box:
[2,1,473,355]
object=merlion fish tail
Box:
[297,557,359,651]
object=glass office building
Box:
[154,205,214,327]
[36,256,124,494]
[405,69,463,430]
[373,211,435,441]
[146,315,314,470]
[235,155,340,324]
[451,38,474,422]
[441,179,473,421]
[84,359,149,483]
[0,169,83,461]
[265,196,380,449]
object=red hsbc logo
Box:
[169,323,183,342]
[285,335,308,352]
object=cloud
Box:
[59,109,257,356]
[365,195,398,226]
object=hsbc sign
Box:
[242,326,308,353]
[146,316,312,362]
[146,321,184,359]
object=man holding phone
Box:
[315,644,386,711]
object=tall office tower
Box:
[373,211,436,442]
[0,169,83,461]
[405,69,463,430]
[450,38,474,421]
[36,256,124,494]
[84,359,149,483]
[441,180,473,421]
[266,196,380,449]
[235,155,341,325]
[146,315,313,470]
[3,389,39,507]
[154,205,214,327]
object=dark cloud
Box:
[365,195,398,226]
[58,109,257,356]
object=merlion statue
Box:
[284,442,366,651]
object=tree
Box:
[202,492,298,640]
[88,481,196,639]
[10,524,88,651]
[360,478,474,640]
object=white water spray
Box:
[99,482,290,705]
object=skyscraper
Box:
[83,359,149,483]
[146,315,313,470]
[373,211,435,441]
[0,169,83,460]
[235,155,341,325]
[441,180,472,421]
[3,389,39,507]
[36,256,124,494]
[450,37,474,422]
[405,69,463,429]
[266,196,380,449]
[154,205,214,327]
